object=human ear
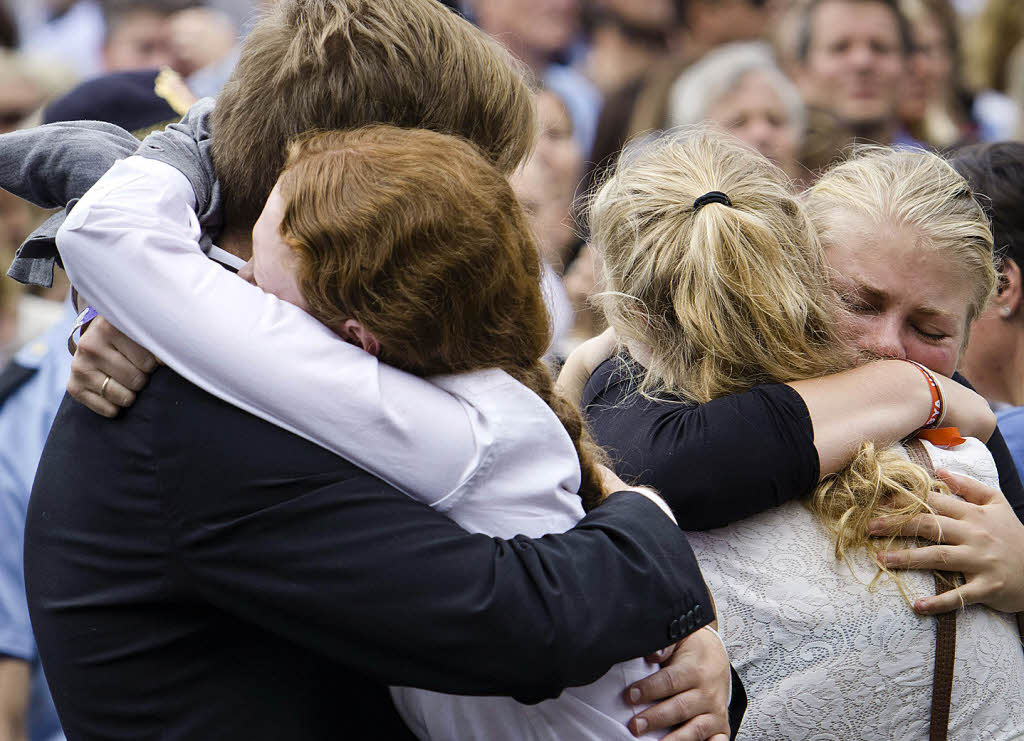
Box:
[997,258,1022,319]
[338,319,381,356]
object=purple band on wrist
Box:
[67,305,99,355]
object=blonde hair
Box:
[591,128,848,403]
[806,147,996,581]
[589,130,973,594]
[807,147,998,337]
[211,0,537,234]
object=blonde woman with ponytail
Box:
[580,130,1024,738]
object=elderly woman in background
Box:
[667,42,805,180]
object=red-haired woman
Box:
[53,125,728,740]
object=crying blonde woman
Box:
[574,129,1024,739]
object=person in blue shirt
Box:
[0,63,195,741]
[956,141,1024,482]
[0,302,74,741]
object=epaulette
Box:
[0,361,38,408]
[0,336,50,407]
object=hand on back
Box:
[67,315,159,417]
[624,626,732,741]
[871,469,1024,615]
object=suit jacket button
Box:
[669,619,681,641]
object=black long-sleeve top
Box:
[583,354,1024,528]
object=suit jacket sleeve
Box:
[154,353,709,706]
[171,478,709,703]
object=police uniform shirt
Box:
[0,303,75,741]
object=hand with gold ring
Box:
[67,315,160,418]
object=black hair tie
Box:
[692,191,732,212]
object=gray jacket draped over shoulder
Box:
[3,98,222,287]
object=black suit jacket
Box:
[26,369,721,739]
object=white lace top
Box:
[686,438,1024,740]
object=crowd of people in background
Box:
[1,0,1023,740]
[4,0,1024,373]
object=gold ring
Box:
[100,375,112,398]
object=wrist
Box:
[700,625,733,704]
[900,358,945,429]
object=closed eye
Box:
[913,325,949,343]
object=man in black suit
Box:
[16,0,739,737]
[27,364,715,738]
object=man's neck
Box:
[217,228,252,262]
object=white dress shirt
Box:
[57,156,665,740]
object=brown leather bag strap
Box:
[904,438,957,741]
[929,577,958,741]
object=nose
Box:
[849,42,876,71]
[237,259,256,285]
[862,315,906,361]
[746,119,777,156]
